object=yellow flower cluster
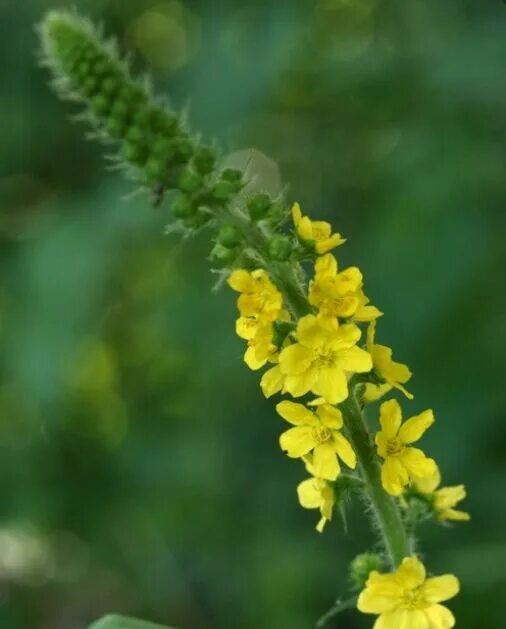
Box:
[228,203,467,627]
[228,203,468,528]
[228,269,284,370]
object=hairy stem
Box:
[315,596,357,628]
[340,389,411,568]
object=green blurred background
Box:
[1,0,505,627]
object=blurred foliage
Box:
[0,0,505,628]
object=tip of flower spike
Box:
[39,10,91,57]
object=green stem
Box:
[340,389,411,568]
[315,596,357,628]
[225,205,312,318]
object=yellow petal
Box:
[227,269,253,292]
[315,233,346,253]
[328,322,362,351]
[297,478,322,509]
[244,345,267,370]
[291,202,302,226]
[363,383,392,403]
[380,609,428,629]
[434,485,466,511]
[279,343,313,376]
[276,400,317,426]
[337,266,363,292]
[333,433,357,469]
[425,604,456,628]
[314,253,338,278]
[414,467,441,494]
[316,404,343,429]
[283,368,318,398]
[357,574,402,614]
[381,457,408,495]
[279,426,316,458]
[400,448,437,479]
[391,381,414,400]
[297,216,314,240]
[296,314,333,348]
[440,508,470,522]
[366,320,377,349]
[335,346,373,373]
[236,316,258,340]
[354,304,383,322]
[396,556,426,589]
[313,443,340,480]
[313,366,348,404]
[375,432,390,459]
[422,575,460,604]
[398,410,434,444]
[260,365,284,398]
[379,399,402,439]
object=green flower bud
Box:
[171,137,193,162]
[39,11,190,196]
[217,224,242,248]
[349,553,383,589]
[91,94,110,115]
[121,142,147,165]
[178,169,203,194]
[172,195,196,219]
[212,180,236,203]
[110,99,129,121]
[105,116,125,138]
[143,158,167,183]
[101,76,119,95]
[193,146,215,175]
[183,210,212,229]
[82,75,98,96]
[247,193,272,221]
[221,168,242,183]
[267,235,292,261]
[209,243,237,268]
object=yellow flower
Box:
[278,314,372,404]
[242,322,277,370]
[357,556,460,629]
[364,322,413,402]
[297,469,335,533]
[276,400,356,480]
[308,254,382,321]
[229,269,285,370]
[291,202,346,254]
[415,469,470,523]
[227,269,283,321]
[375,399,437,496]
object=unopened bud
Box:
[349,553,383,589]
[209,243,237,268]
[218,224,242,248]
[247,193,272,221]
[267,235,292,261]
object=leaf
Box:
[88,614,176,629]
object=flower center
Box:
[386,438,405,456]
[312,226,326,241]
[315,348,336,368]
[401,587,426,610]
[312,425,332,444]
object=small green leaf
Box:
[88,614,175,629]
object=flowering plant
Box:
[39,11,469,629]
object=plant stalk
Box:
[340,388,411,568]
